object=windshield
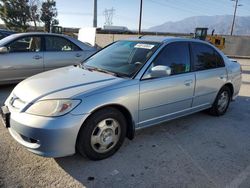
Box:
[83,40,160,78]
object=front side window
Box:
[84,41,160,78]
[7,36,41,53]
[143,42,190,79]
[45,36,80,52]
[191,42,224,71]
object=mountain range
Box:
[148,15,250,35]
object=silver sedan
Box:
[0,32,97,84]
[0,36,242,160]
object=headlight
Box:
[26,99,81,117]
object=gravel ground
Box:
[0,59,250,188]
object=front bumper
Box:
[2,106,89,157]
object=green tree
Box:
[40,0,58,32]
[29,0,41,31]
[0,0,31,32]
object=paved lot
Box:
[0,59,250,188]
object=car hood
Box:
[11,66,122,103]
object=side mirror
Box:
[150,65,171,78]
[0,47,8,54]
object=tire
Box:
[76,107,127,160]
[209,86,231,116]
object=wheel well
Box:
[224,83,234,98]
[86,104,135,140]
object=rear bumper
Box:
[6,109,89,157]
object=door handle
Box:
[184,80,193,86]
[75,53,82,57]
[219,75,226,80]
[33,55,42,60]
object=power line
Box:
[58,11,93,16]
[146,0,209,16]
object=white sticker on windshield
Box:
[134,43,155,49]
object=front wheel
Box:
[209,86,231,116]
[76,107,127,160]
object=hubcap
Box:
[217,91,229,112]
[91,118,120,153]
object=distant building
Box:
[102,25,131,34]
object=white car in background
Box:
[0,32,97,84]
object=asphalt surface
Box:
[0,59,250,188]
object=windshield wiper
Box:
[82,65,117,76]
[93,67,117,76]
[82,65,129,78]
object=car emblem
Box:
[9,96,18,105]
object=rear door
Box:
[43,35,85,71]
[191,42,227,107]
[0,35,43,82]
[139,42,195,127]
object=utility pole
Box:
[93,0,97,27]
[138,0,143,35]
[230,0,242,35]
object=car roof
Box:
[9,32,69,38]
[0,29,16,34]
[0,32,96,50]
[0,29,15,32]
[124,35,208,44]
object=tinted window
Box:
[7,36,41,53]
[151,42,191,75]
[214,50,225,67]
[192,42,224,71]
[45,36,80,52]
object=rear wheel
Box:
[209,86,231,116]
[76,107,127,160]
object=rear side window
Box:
[45,36,81,52]
[214,50,225,67]
[191,42,225,71]
[152,42,191,75]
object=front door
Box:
[0,36,43,82]
[139,42,195,127]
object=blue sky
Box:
[0,0,249,30]
[56,0,250,30]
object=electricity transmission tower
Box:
[230,0,243,35]
[103,8,115,26]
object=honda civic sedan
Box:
[0,32,97,84]
[0,36,242,160]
